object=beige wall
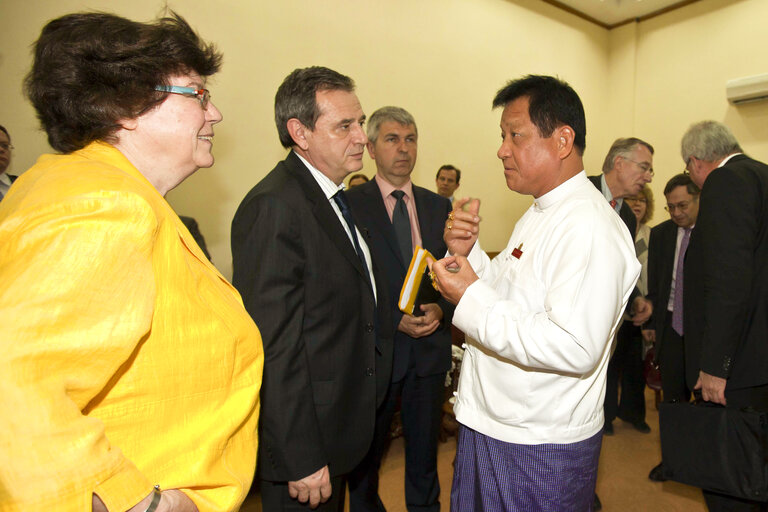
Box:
[632,0,768,227]
[1,0,766,277]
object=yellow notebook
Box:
[398,246,440,316]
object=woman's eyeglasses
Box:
[155,85,211,110]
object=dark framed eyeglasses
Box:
[0,142,13,152]
[155,85,211,110]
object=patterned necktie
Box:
[609,199,617,209]
[332,190,370,281]
[391,190,413,264]
[671,228,691,336]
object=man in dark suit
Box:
[0,124,17,200]
[589,137,654,436]
[231,67,392,511]
[346,107,453,512]
[681,120,768,511]
[644,173,700,482]
[589,137,655,510]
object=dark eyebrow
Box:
[337,114,366,128]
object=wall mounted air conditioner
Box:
[726,73,768,104]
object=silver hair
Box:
[601,137,654,174]
[366,106,417,143]
[681,121,742,163]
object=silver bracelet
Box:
[143,485,161,512]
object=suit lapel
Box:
[284,153,370,284]
[663,221,678,283]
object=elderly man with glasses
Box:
[680,120,768,511]
[589,137,655,438]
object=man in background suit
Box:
[681,120,768,511]
[589,137,654,435]
[435,164,460,203]
[0,125,17,201]
[231,67,392,511]
[347,107,453,512]
[644,173,700,482]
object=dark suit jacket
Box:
[347,179,454,382]
[231,151,393,481]
[588,175,637,235]
[1,174,16,196]
[589,175,640,308]
[646,219,678,359]
[179,215,211,260]
[683,154,768,391]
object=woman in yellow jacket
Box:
[0,12,263,512]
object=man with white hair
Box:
[681,120,768,511]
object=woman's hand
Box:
[93,489,199,512]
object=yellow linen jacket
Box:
[0,142,263,512]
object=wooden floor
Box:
[242,389,706,511]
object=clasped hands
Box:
[398,303,443,337]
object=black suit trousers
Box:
[658,311,692,404]
[348,366,444,512]
[604,320,646,424]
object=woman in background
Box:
[0,12,262,512]
[626,184,655,296]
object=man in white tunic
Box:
[430,75,640,511]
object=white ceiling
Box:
[551,0,694,27]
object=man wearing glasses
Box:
[680,121,768,511]
[644,173,700,482]
[0,125,16,201]
[590,137,655,438]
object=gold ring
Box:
[447,220,453,230]
[428,271,436,282]
[448,211,455,221]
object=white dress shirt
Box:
[453,171,640,445]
